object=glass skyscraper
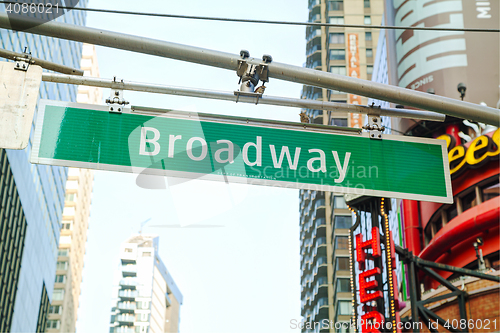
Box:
[0,4,87,332]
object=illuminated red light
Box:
[361,310,385,333]
[356,227,381,270]
[359,268,383,303]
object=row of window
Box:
[330,65,373,75]
[46,319,60,329]
[49,305,62,314]
[329,49,373,60]
[56,261,68,270]
[424,178,500,244]
[329,16,372,25]
[330,32,372,44]
[55,274,65,283]
[328,0,371,11]
[53,289,64,301]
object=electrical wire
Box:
[0,1,498,33]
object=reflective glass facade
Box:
[0,4,87,332]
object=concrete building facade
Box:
[109,235,182,333]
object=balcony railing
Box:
[119,279,138,289]
[307,29,321,41]
[114,327,135,333]
[117,302,136,312]
[118,290,138,299]
[308,0,320,9]
[116,314,134,324]
[309,13,321,22]
[122,265,137,277]
[306,44,322,56]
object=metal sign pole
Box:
[41,72,446,122]
[0,13,498,125]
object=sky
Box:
[76,1,308,332]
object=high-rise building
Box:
[46,43,100,333]
[109,234,182,333]
[0,4,88,332]
[299,0,384,331]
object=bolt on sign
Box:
[347,33,363,129]
[30,101,452,203]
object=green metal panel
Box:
[32,101,452,203]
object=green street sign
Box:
[31,101,452,203]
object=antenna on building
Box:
[139,218,152,234]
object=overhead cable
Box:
[0,1,498,33]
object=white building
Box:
[109,234,182,333]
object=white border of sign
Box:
[31,100,453,204]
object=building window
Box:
[46,320,60,329]
[365,31,372,41]
[329,16,345,24]
[334,215,352,229]
[328,0,343,11]
[335,236,349,250]
[329,33,345,44]
[337,300,353,315]
[52,289,64,301]
[482,179,500,202]
[336,257,349,270]
[142,252,151,257]
[65,193,76,201]
[329,49,346,60]
[55,275,66,283]
[330,66,347,75]
[318,276,328,285]
[334,196,348,209]
[330,118,348,127]
[58,249,69,257]
[366,48,373,58]
[367,65,373,75]
[337,278,351,292]
[56,261,68,270]
[364,0,370,8]
[446,203,458,222]
[124,248,133,252]
[49,305,62,314]
[62,222,72,230]
[364,16,371,25]
[462,189,478,212]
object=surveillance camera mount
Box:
[236,51,272,92]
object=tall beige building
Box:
[46,44,100,333]
[299,1,383,331]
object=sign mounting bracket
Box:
[105,76,129,113]
[363,104,385,140]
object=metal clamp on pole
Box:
[0,47,84,75]
[13,47,32,72]
[363,104,385,139]
[106,76,129,113]
[235,50,272,103]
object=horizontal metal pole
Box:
[2,13,498,125]
[130,105,362,134]
[42,73,445,122]
[0,47,83,75]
